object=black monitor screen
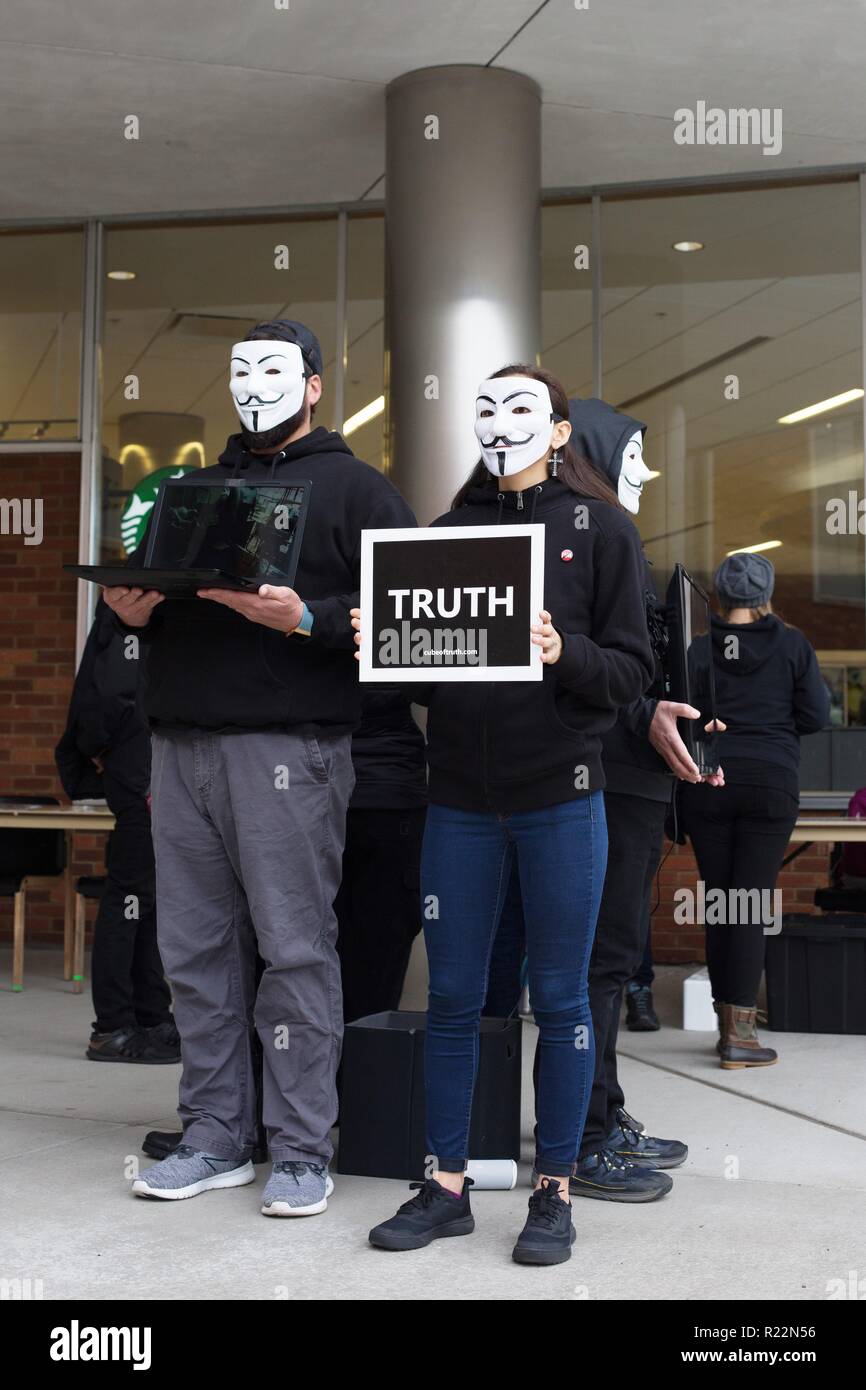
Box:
[665,563,719,775]
[147,483,306,582]
[685,573,714,724]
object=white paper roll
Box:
[465,1159,518,1190]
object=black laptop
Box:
[66,477,311,597]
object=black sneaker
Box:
[368,1178,475,1251]
[570,1149,673,1202]
[138,1019,182,1062]
[143,1127,270,1164]
[512,1178,576,1266]
[615,1106,646,1135]
[608,1115,688,1169]
[142,1129,183,1160]
[87,1021,181,1064]
[625,984,660,1031]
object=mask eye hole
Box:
[478,408,493,418]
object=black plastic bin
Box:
[336,1010,522,1180]
[765,914,866,1034]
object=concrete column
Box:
[385,65,541,524]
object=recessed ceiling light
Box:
[672,240,704,253]
[343,395,385,436]
[778,388,863,425]
[726,540,782,556]
[107,270,136,281]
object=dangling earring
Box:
[550,449,561,478]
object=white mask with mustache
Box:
[617,429,653,514]
[229,340,306,434]
[474,376,555,478]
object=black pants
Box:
[681,780,798,1007]
[632,915,654,988]
[483,792,667,1156]
[335,807,425,1024]
[91,771,171,1034]
[582,793,666,1153]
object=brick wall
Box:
[0,451,103,947]
[651,837,832,963]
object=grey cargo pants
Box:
[150,729,355,1165]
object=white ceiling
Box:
[1,0,864,220]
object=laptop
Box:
[66,477,311,596]
[665,562,720,776]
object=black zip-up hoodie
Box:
[704,613,829,789]
[417,477,654,813]
[129,429,415,734]
[568,397,671,801]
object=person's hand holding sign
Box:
[531,610,562,666]
[200,584,305,633]
[350,606,362,660]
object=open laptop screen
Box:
[146,480,308,585]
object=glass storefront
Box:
[600,182,864,671]
[0,227,84,442]
[2,174,864,767]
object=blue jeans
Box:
[422,795,608,1178]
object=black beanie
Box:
[714,552,775,609]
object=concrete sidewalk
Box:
[1,952,864,1301]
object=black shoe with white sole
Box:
[571,1149,673,1202]
[512,1178,576,1266]
[368,1178,475,1251]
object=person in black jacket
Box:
[484,397,722,1203]
[102,319,415,1219]
[361,364,655,1266]
[55,598,178,1063]
[681,553,830,1068]
[336,689,427,1025]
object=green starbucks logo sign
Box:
[121,465,198,555]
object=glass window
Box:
[100,217,337,559]
[0,227,84,441]
[601,181,863,662]
[541,201,594,399]
[344,213,385,472]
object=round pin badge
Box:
[561,548,574,562]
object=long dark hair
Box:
[451,363,623,511]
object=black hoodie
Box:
[568,398,671,800]
[128,428,415,734]
[417,476,654,814]
[705,613,830,791]
[55,597,151,800]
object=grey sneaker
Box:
[132,1143,255,1201]
[261,1160,334,1217]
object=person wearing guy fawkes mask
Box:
[102,319,414,1218]
[365,366,654,1265]
[485,398,723,1203]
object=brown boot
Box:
[715,1003,778,1069]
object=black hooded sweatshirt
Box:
[416,476,654,814]
[568,398,671,800]
[55,597,150,801]
[703,613,830,795]
[127,428,415,734]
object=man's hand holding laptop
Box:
[103,581,306,635]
